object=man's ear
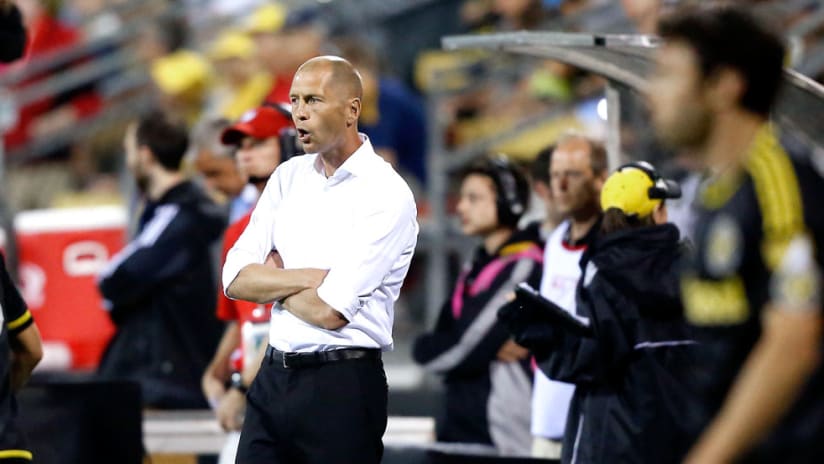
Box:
[138,145,155,168]
[706,67,745,113]
[652,202,668,225]
[347,98,362,127]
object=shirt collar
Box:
[562,216,602,249]
[311,134,375,178]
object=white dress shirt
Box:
[532,221,585,439]
[223,135,419,352]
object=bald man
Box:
[223,56,419,463]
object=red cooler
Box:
[14,206,127,370]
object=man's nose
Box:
[293,102,308,120]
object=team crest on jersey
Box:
[705,215,743,277]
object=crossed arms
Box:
[226,262,347,330]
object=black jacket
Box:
[97,181,226,409]
[529,224,696,463]
[0,4,26,64]
[413,227,543,455]
[0,252,33,454]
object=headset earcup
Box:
[497,196,509,226]
[278,127,302,163]
[648,186,667,200]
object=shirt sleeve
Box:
[537,280,628,385]
[0,254,32,335]
[315,192,418,321]
[216,291,239,321]
[97,205,205,312]
[222,170,283,294]
[413,257,541,376]
[747,138,817,310]
[769,234,821,313]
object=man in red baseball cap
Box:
[220,104,297,196]
[203,104,296,464]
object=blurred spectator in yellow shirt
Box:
[245,3,324,105]
[151,49,213,127]
[207,30,272,120]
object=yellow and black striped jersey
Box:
[681,125,824,461]
[0,252,33,462]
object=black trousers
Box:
[236,350,388,464]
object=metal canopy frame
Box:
[441,31,824,149]
[442,32,657,91]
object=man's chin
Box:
[658,123,708,151]
[555,206,572,217]
[301,141,317,153]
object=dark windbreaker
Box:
[97,181,226,409]
[537,224,697,464]
[413,227,543,455]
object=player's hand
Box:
[217,388,246,431]
[202,373,226,411]
[497,339,529,362]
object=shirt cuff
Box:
[316,279,361,322]
[6,309,33,335]
[222,256,247,298]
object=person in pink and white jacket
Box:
[413,155,543,456]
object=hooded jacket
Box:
[537,224,696,464]
[97,181,226,409]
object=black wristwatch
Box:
[228,372,248,394]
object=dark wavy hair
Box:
[459,156,531,228]
[658,5,785,117]
[134,109,190,171]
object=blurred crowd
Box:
[1,0,823,211]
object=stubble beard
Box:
[134,168,150,195]
[663,105,713,152]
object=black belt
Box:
[267,346,381,369]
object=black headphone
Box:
[617,161,681,200]
[262,102,304,163]
[488,155,526,227]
